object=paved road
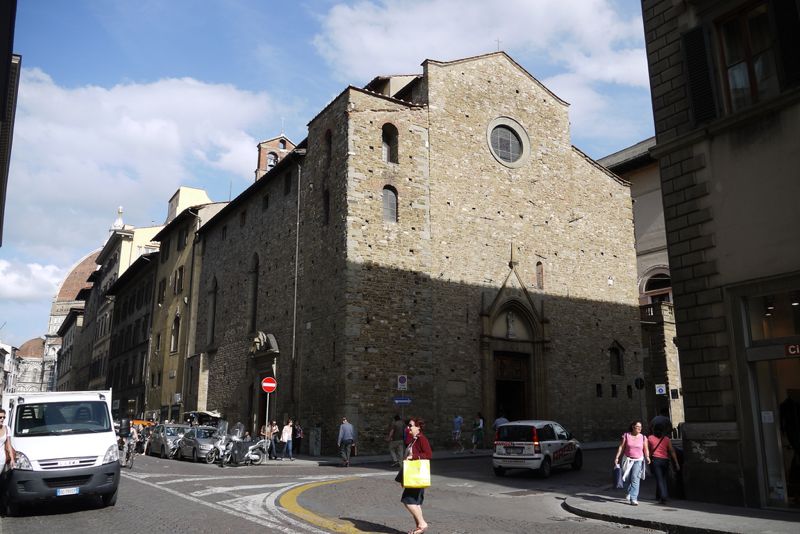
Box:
[0,449,661,533]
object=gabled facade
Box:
[642,0,800,508]
[196,52,644,453]
[255,134,295,180]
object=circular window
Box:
[486,117,530,169]
[490,126,522,163]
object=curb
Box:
[561,498,735,534]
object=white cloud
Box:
[0,259,65,303]
[5,69,276,258]
[313,0,652,156]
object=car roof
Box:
[500,420,560,426]
[164,423,190,428]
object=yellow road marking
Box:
[279,477,365,533]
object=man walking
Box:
[388,415,405,467]
[337,416,355,467]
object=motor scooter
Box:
[206,420,229,465]
[243,439,267,465]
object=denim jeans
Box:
[626,459,643,501]
[282,440,293,459]
[652,458,670,500]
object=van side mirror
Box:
[120,418,131,437]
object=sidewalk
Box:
[258,448,494,467]
[563,489,800,534]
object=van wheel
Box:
[101,488,118,507]
[493,466,506,477]
[539,457,552,478]
[3,499,19,517]
[571,450,583,470]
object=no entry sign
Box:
[261,376,277,393]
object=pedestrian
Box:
[649,407,672,437]
[280,419,294,461]
[269,420,280,460]
[388,415,405,467]
[293,420,304,456]
[399,417,432,534]
[647,425,680,504]
[470,412,484,453]
[493,413,509,430]
[337,416,355,467]
[0,408,14,513]
[613,420,651,505]
[451,414,464,453]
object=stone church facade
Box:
[195,52,643,453]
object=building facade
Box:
[600,139,684,431]
[642,0,800,508]
[146,188,225,422]
[196,52,644,453]
[55,307,84,392]
[106,252,157,419]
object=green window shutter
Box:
[682,26,718,125]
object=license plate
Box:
[506,447,523,454]
[56,487,80,496]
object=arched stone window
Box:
[324,130,332,168]
[267,152,278,170]
[248,254,259,333]
[382,123,399,163]
[382,186,398,223]
[207,277,218,345]
[279,139,286,150]
[536,261,544,290]
[640,267,672,304]
[609,341,624,376]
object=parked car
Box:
[177,426,218,462]
[147,423,190,458]
[492,420,582,478]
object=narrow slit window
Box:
[382,186,398,223]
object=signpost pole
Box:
[265,392,270,437]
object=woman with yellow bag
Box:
[399,417,432,534]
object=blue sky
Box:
[0,0,652,347]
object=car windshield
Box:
[13,401,112,436]
[196,428,215,439]
[165,426,183,437]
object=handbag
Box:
[402,459,431,488]
[613,464,624,489]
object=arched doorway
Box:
[481,299,545,424]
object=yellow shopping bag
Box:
[402,459,431,488]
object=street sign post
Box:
[262,377,277,435]
[393,397,412,406]
[397,375,408,391]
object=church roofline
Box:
[424,51,570,107]
[572,145,630,187]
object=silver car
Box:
[177,426,218,462]
[147,423,190,458]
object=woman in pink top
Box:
[613,421,651,505]
[647,430,680,504]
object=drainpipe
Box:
[290,151,306,405]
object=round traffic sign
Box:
[261,376,277,393]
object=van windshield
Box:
[13,401,112,436]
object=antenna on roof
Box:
[495,38,501,52]
[281,118,285,136]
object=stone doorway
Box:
[495,351,530,422]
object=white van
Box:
[2,390,120,515]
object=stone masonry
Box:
[196,52,643,454]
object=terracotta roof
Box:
[56,249,100,301]
[17,337,44,358]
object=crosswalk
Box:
[122,469,390,533]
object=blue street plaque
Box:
[393,397,412,405]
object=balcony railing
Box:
[640,302,674,323]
